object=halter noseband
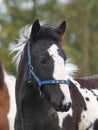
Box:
[27,41,69,91]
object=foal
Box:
[13,20,98,130]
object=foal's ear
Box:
[30,19,41,41]
[56,21,66,37]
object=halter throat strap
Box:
[27,41,69,91]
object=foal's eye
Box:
[40,57,48,65]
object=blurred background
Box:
[0,0,98,77]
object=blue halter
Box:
[27,41,69,91]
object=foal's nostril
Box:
[64,102,71,111]
[59,102,71,112]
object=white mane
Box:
[11,25,32,66]
[10,23,78,77]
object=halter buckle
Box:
[28,65,33,70]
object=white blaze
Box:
[48,44,72,105]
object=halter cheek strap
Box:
[27,41,69,91]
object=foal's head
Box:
[20,20,72,112]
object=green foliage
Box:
[64,0,98,76]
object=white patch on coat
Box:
[57,108,73,128]
[4,71,16,130]
[48,44,72,107]
[73,83,98,130]
[67,78,98,130]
